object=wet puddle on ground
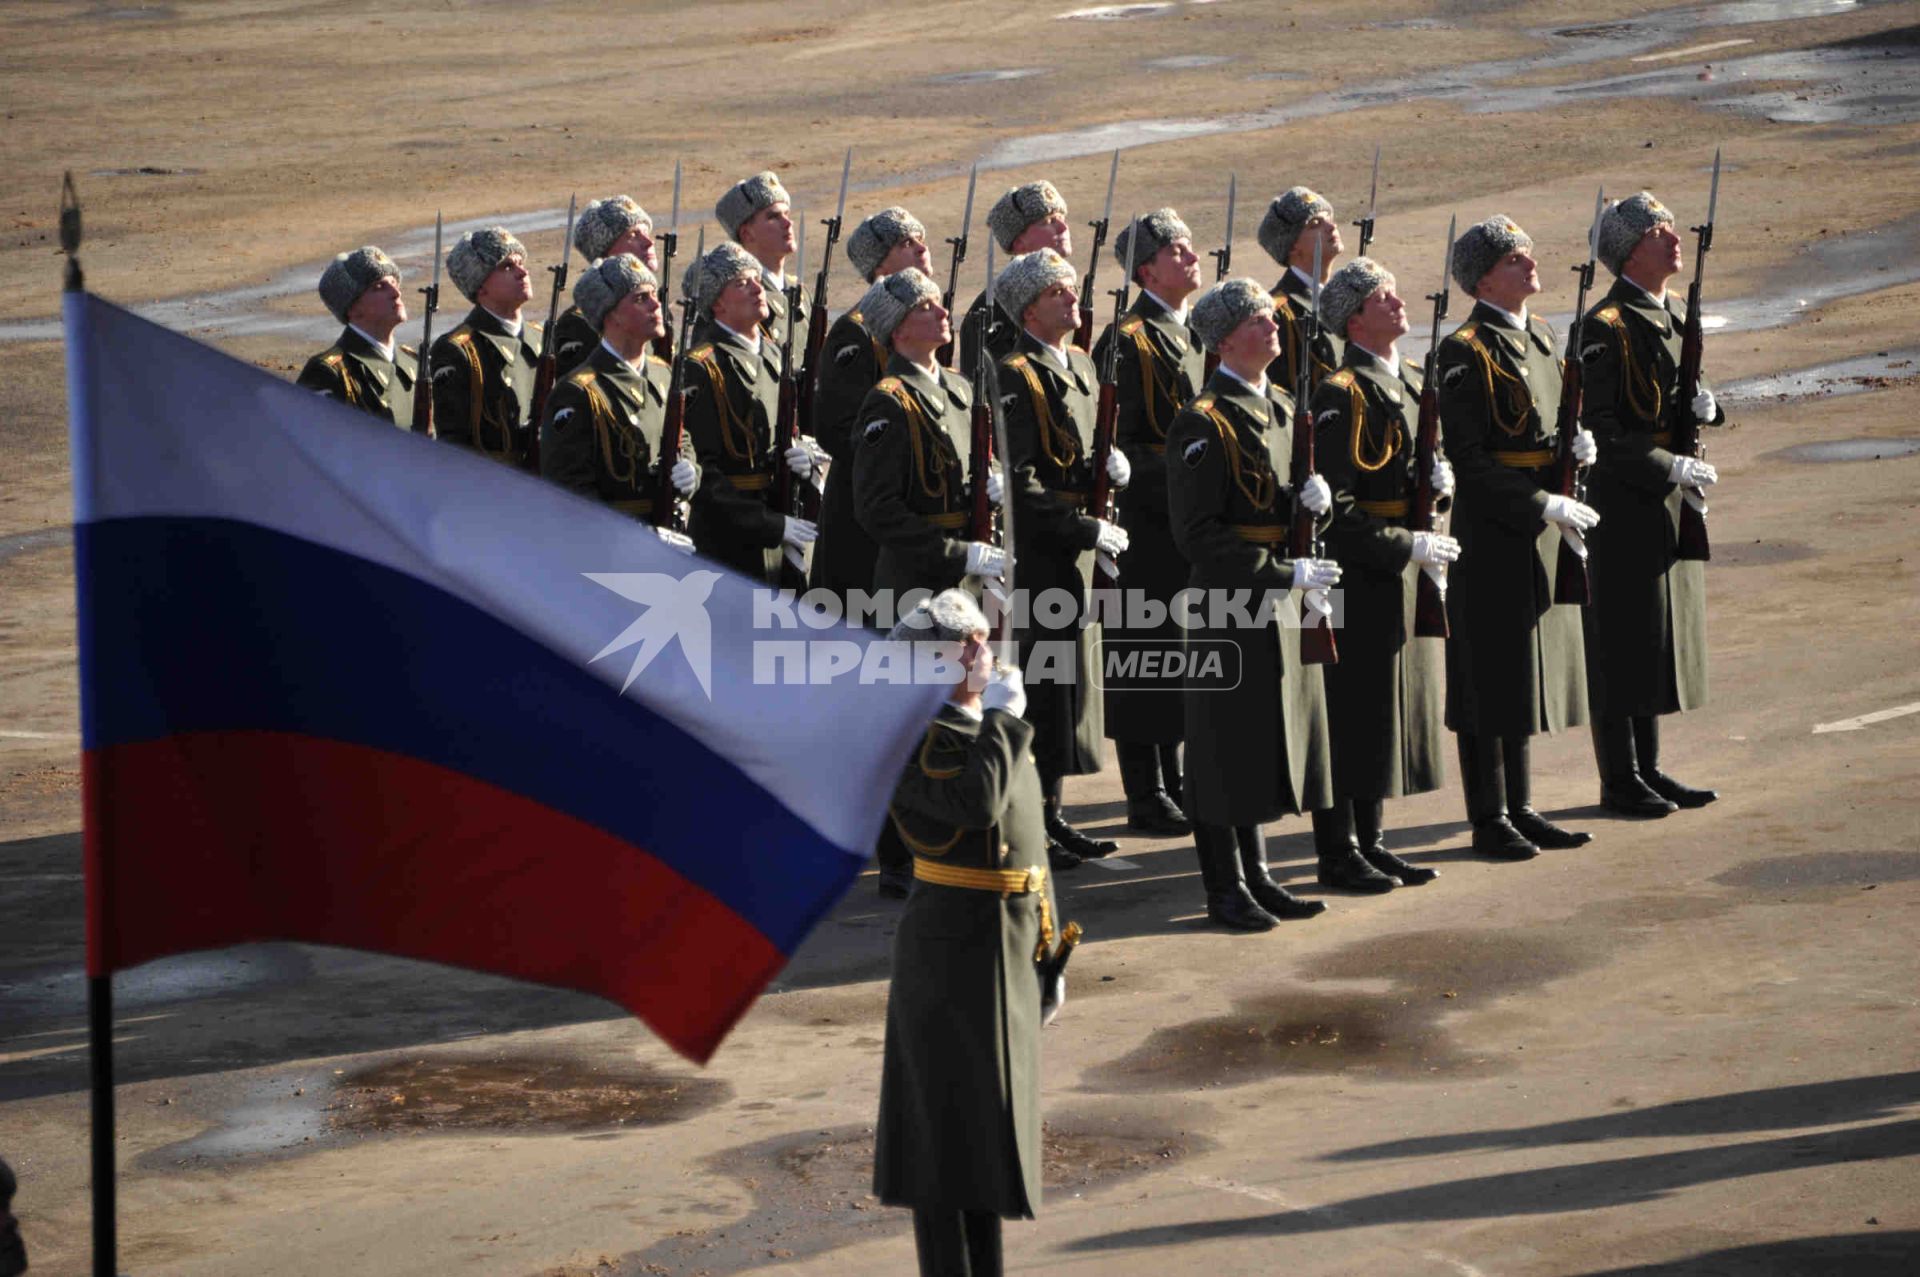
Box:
[1085,928,1597,1092]
[1146,54,1234,70]
[326,1053,731,1136]
[1713,850,1920,890]
[1722,349,1920,402]
[1762,437,1920,463]
[0,527,73,567]
[1057,2,1173,19]
[927,68,1047,85]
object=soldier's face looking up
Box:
[1013,212,1072,258]
[1139,237,1203,303]
[739,201,796,266]
[610,285,666,344]
[1217,308,1281,375]
[610,223,659,272]
[1350,284,1409,348]
[1024,281,1080,344]
[713,273,770,333]
[347,275,406,337]
[1290,214,1343,275]
[478,253,533,313]
[1623,222,1684,288]
[879,234,933,279]
[960,630,994,695]
[893,298,951,361]
[1476,248,1541,313]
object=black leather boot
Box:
[1592,717,1677,817]
[1634,715,1717,808]
[1039,771,1085,871]
[1118,741,1190,835]
[1195,823,1277,931]
[1458,732,1538,860]
[1355,796,1438,884]
[1241,825,1329,918]
[1503,735,1592,848]
[1313,804,1397,892]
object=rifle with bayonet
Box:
[1354,145,1381,256]
[938,162,979,369]
[411,213,443,438]
[1073,149,1121,351]
[527,194,579,472]
[1289,235,1338,666]
[773,220,815,592]
[798,146,851,436]
[1204,172,1236,379]
[1673,147,1721,562]
[653,228,705,536]
[1551,187,1607,606]
[971,239,1009,640]
[651,161,682,361]
[1411,214,1457,639]
[1088,215,1139,594]
[982,239,1020,658]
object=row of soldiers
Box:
[295,166,1726,934]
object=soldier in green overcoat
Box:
[1436,216,1599,860]
[717,170,810,355]
[1311,258,1457,892]
[297,246,417,427]
[1093,210,1206,837]
[539,255,699,545]
[958,181,1072,378]
[874,590,1069,1277]
[996,248,1130,869]
[680,242,823,583]
[1258,186,1346,392]
[548,195,660,378]
[814,207,934,616]
[1580,191,1727,814]
[431,227,543,470]
[1165,278,1339,930]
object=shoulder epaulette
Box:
[875,376,904,394]
[320,350,347,371]
[1006,353,1030,371]
[1594,305,1623,326]
[447,328,477,351]
[1453,322,1479,344]
[1119,316,1145,336]
[689,343,716,362]
[1191,394,1216,413]
[847,308,865,325]
[647,354,671,370]
[1327,369,1356,388]
[1068,343,1088,359]
[398,344,417,358]
[564,366,597,388]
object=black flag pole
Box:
[63,169,119,1277]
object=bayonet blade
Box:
[1310,234,1324,312]
[1100,148,1120,225]
[985,238,998,310]
[431,211,444,287]
[669,160,683,234]
[794,217,806,292]
[834,147,853,225]
[959,162,979,241]
[1587,186,1606,265]
[561,192,578,262]
[1705,146,1722,227]
[1223,172,1237,249]
[1365,144,1380,222]
[1439,214,1455,297]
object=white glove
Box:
[1299,473,1332,516]
[1542,494,1600,530]
[1290,557,1342,590]
[669,457,698,497]
[1040,971,1065,1027]
[1669,455,1718,487]
[653,526,695,555]
[1571,429,1598,467]
[1106,448,1131,488]
[1095,520,1130,558]
[1411,532,1460,566]
[1432,456,1455,497]
[784,436,827,480]
[965,541,1007,582]
[980,663,1027,719]
[1692,388,1717,423]
[985,463,1005,505]
[781,516,819,549]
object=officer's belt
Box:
[727,472,773,492]
[1048,488,1089,508]
[1493,449,1555,469]
[1355,497,1410,518]
[923,510,968,530]
[1144,442,1166,455]
[912,857,1056,954]
[1650,431,1674,446]
[1231,523,1288,544]
[608,497,655,517]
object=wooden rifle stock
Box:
[1550,353,1592,606]
[1089,380,1119,591]
[410,343,435,438]
[1289,399,1338,666]
[1673,274,1712,561]
[652,231,678,362]
[1410,376,1451,638]
[653,385,689,534]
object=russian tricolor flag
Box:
[65,292,944,1062]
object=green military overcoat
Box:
[851,357,979,607]
[431,306,542,468]
[1267,268,1345,393]
[1314,348,1447,800]
[811,306,890,607]
[548,304,600,380]
[1001,331,1106,776]
[1093,293,1204,745]
[1578,278,1723,718]
[684,327,786,582]
[296,326,417,427]
[539,345,697,521]
[875,704,1056,1219]
[1165,370,1334,825]
[1436,302,1589,738]
[958,288,1019,386]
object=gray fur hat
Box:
[691,241,763,318]
[1114,207,1193,277]
[1318,257,1395,338]
[572,253,659,331]
[318,246,399,324]
[1256,186,1335,268]
[716,171,791,238]
[846,206,927,282]
[1452,214,1534,295]
[859,267,942,347]
[987,180,1068,252]
[1597,191,1674,275]
[995,248,1077,324]
[447,227,528,301]
[1190,276,1275,352]
[574,195,651,263]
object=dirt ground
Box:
[3,0,1919,1273]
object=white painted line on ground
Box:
[1084,856,1140,871]
[1631,37,1753,61]
[1812,702,1920,734]
[0,729,78,740]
